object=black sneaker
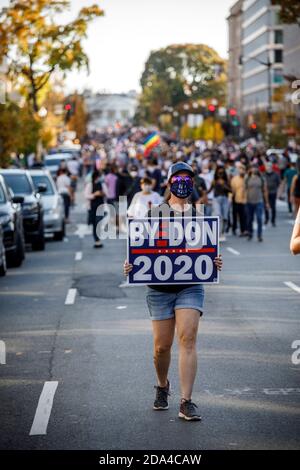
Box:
[178,399,202,421]
[153,380,170,410]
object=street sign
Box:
[127,217,219,285]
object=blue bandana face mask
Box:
[170,175,193,199]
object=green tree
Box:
[0,102,41,166]
[139,44,227,124]
[0,0,104,112]
[271,0,300,27]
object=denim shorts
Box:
[146,285,205,321]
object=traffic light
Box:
[208,104,216,114]
[64,101,75,123]
[249,122,258,136]
[229,108,237,117]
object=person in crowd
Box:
[127,177,162,218]
[200,162,214,216]
[290,158,300,217]
[284,162,297,213]
[208,166,231,241]
[125,165,141,205]
[245,164,269,242]
[264,161,281,227]
[67,156,80,206]
[89,168,105,248]
[146,157,162,194]
[56,167,71,223]
[231,164,247,236]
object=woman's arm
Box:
[290,207,300,255]
[290,175,297,204]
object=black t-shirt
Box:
[91,180,104,210]
[146,202,198,293]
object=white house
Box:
[84,90,138,131]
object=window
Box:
[274,49,283,63]
[31,175,54,196]
[107,110,116,119]
[274,30,283,44]
[121,110,129,119]
[273,70,284,84]
[3,174,32,195]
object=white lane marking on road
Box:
[75,251,82,261]
[29,381,58,436]
[119,282,136,288]
[0,340,6,364]
[65,288,77,305]
[284,281,300,294]
[226,247,240,256]
[116,305,127,310]
[74,224,92,239]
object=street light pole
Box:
[239,54,273,133]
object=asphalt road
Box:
[0,185,299,450]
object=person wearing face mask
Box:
[208,166,231,242]
[125,165,141,205]
[231,164,247,236]
[264,161,280,227]
[245,164,269,242]
[123,162,223,422]
[127,177,162,219]
[146,157,162,194]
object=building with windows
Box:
[84,90,138,132]
[241,0,284,117]
[227,0,243,116]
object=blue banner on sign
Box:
[127,217,219,285]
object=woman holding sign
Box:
[124,162,223,421]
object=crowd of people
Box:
[8,126,300,248]
[78,127,300,246]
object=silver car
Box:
[30,169,65,241]
[44,153,73,179]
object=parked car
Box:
[0,169,46,251]
[0,225,7,276]
[0,174,25,267]
[30,169,65,241]
[44,153,73,179]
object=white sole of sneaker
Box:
[153,406,169,410]
[178,412,202,421]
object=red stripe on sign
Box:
[161,222,168,228]
[156,240,168,247]
[131,248,216,254]
[158,231,168,237]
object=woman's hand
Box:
[123,260,133,276]
[214,254,223,271]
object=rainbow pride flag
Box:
[143,132,160,157]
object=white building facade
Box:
[84,91,138,132]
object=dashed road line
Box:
[29,381,58,436]
[65,288,77,305]
[116,305,127,310]
[226,247,240,256]
[75,251,82,261]
[284,281,300,294]
[0,340,6,364]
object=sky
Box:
[0,0,234,94]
